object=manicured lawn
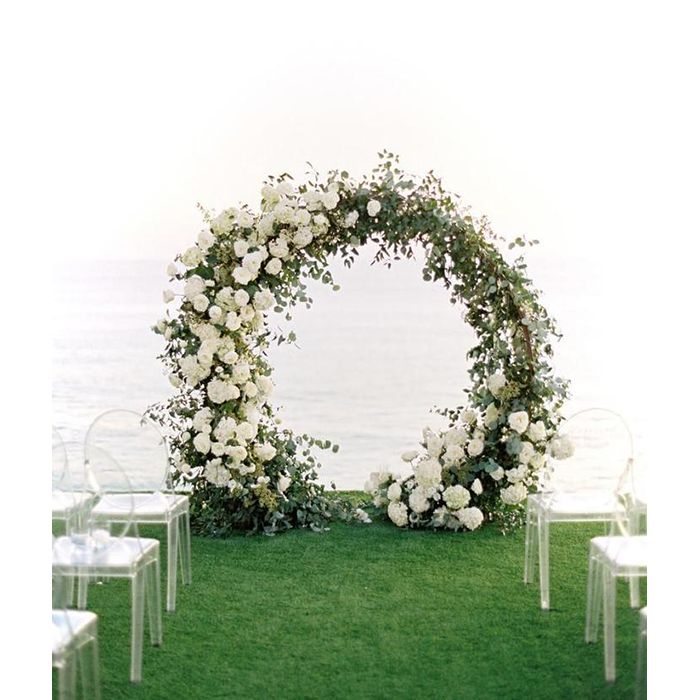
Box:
[62,516,646,699]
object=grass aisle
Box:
[80,520,645,699]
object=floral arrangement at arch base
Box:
[150,152,570,536]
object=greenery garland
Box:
[150,152,569,535]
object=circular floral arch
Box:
[151,152,568,536]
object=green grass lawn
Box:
[62,515,646,699]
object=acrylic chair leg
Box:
[585,547,598,643]
[89,632,102,700]
[635,610,647,700]
[58,654,77,700]
[146,557,163,646]
[166,517,179,612]
[524,502,534,584]
[629,576,640,608]
[77,576,88,610]
[180,511,192,586]
[603,566,617,682]
[130,570,146,683]
[538,514,550,610]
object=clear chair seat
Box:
[92,493,189,519]
[52,610,98,655]
[53,534,159,572]
[590,535,647,573]
[530,490,625,517]
[52,491,96,517]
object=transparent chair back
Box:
[85,409,170,493]
[52,427,68,492]
[545,408,634,495]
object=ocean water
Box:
[52,248,648,496]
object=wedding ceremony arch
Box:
[151,152,569,535]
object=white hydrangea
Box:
[508,411,529,434]
[244,381,258,398]
[425,431,444,458]
[408,485,431,514]
[444,427,468,446]
[204,459,230,487]
[208,305,223,322]
[292,227,314,248]
[471,478,483,495]
[231,362,251,384]
[365,471,392,493]
[256,375,274,396]
[167,261,179,277]
[268,237,290,259]
[456,506,484,530]
[414,458,442,488]
[443,484,470,510]
[213,417,237,444]
[388,501,408,527]
[238,211,254,229]
[387,482,403,501]
[460,408,477,425]
[225,313,241,332]
[181,245,203,267]
[235,421,256,443]
[501,482,528,505]
[192,407,213,433]
[321,190,340,210]
[233,266,252,285]
[207,379,239,404]
[193,294,209,313]
[443,444,465,466]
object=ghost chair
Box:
[524,408,635,610]
[52,429,95,535]
[85,409,191,612]
[635,607,647,699]
[584,483,647,683]
[52,446,162,683]
[52,607,101,700]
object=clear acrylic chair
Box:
[52,446,163,683]
[524,408,634,610]
[52,429,96,535]
[635,607,647,699]
[584,478,647,682]
[52,607,101,700]
[85,409,191,612]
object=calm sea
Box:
[52,248,648,496]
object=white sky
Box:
[4,1,699,694]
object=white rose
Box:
[277,475,291,494]
[235,421,256,443]
[228,445,247,463]
[443,484,470,510]
[193,432,211,454]
[527,420,547,443]
[197,229,215,251]
[256,376,274,396]
[239,305,255,323]
[387,482,403,501]
[467,438,485,458]
[184,276,206,301]
[233,289,250,307]
[208,305,223,322]
[519,441,536,464]
[233,239,249,258]
[425,431,444,458]
[265,257,282,276]
[213,417,238,444]
[343,211,359,228]
[268,237,290,259]
[367,199,381,217]
[231,362,251,384]
[238,211,254,229]
[530,452,546,471]
[192,408,213,433]
[256,214,275,239]
[550,435,575,460]
[261,184,279,204]
[501,482,528,505]
[295,208,311,226]
[181,246,203,267]
[207,379,239,404]
[507,464,528,483]
[162,289,175,304]
[244,381,258,398]
[225,313,241,332]
[388,501,409,527]
[490,466,505,482]
[471,478,483,495]
[167,262,179,277]
[401,450,418,463]
[444,427,468,446]
[508,411,530,434]
[254,443,276,462]
[233,267,252,285]
[193,294,209,313]
[320,190,340,210]
[253,289,275,311]
[487,372,507,396]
